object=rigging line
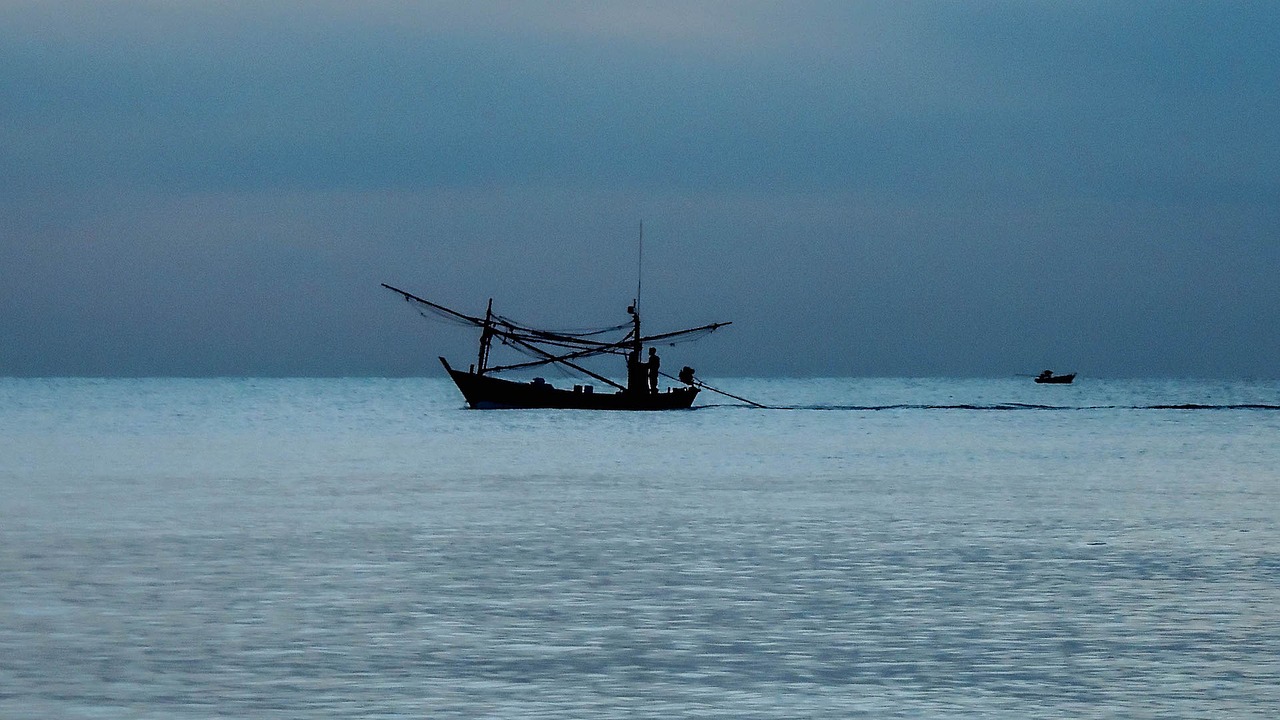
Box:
[499,332,632,353]
[490,329,620,352]
[411,307,472,327]
[494,322,725,358]
[503,333,627,391]
[382,283,485,326]
[505,328,618,349]
[639,321,733,344]
[485,339,633,374]
[490,316,627,347]
[492,317,729,349]
[493,314,632,338]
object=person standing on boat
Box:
[647,347,661,394]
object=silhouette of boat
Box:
[382,283,730,410]
[1034,370,1076,384]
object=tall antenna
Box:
[635,220,644,313]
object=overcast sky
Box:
[3,1,1278,378]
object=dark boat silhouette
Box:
[1034,370,1076,384]
[383,283,730,410]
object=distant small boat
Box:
[1035,370,1076,384]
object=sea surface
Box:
[2,376,1278,719]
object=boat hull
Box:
[440,358,699,410]
[1034,373,1076,384]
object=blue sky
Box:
[3,1,1278,377]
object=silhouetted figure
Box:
[647,347,660,394]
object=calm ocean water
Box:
[2,377,1278,719]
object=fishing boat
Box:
[382,283,731,410]
[1034,370,1076,384]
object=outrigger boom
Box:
[382,283,732,410]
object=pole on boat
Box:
[477,298,494,374]
[659,368,769,408]
[692,378,770,409]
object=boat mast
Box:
[629,302,641,355]
[477,298,494,374]
[635,220,643,317]
[632,221,643,354]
